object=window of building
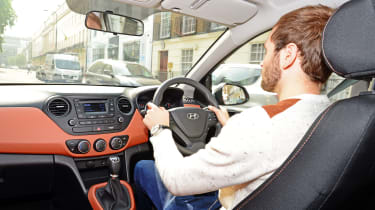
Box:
[182,16,196,35]
[249,43,266,64]
[210,22,226,31]
[93,47,105,61]
[160,12,171,39]
[181,49,193,73]
[123,41,140,62]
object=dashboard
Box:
[0,84,191,207]
[0,85,185,158]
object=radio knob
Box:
[110,137,123,150]
[94,139,107,152]
[118,116,124,123]
[77,140,90,154]
[68,119,77,126]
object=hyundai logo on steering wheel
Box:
[187,113,200,120]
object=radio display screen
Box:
[83,103,106,113]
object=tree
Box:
[0,0,17,52]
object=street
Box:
[0,68,44,83]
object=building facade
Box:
[151,12,226,81]
[86,15,154,71]
[31,3,88,69]
[0,36,30,67]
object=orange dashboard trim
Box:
[184,104,201,108]
[0,107,148,157]
[88,180,136,210]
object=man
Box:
[135,5,334,210]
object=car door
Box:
[86,61,104,85]
[102,64,116,85]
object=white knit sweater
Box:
[150,94,331,209]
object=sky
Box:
[4,0,65,39]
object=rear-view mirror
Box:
[85,11,144,36]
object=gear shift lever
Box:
[95,156,130,210]
[109,156,121,178]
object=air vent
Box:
[118,98,132,114]
[48,98,70,117]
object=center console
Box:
[44,96,134,136]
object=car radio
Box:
[45,96,133,135]
[71,98,124,133]
[74,98,115,119]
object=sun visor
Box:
[113,0,161,8]
[161,0,257,26]
[66,0,160,20]
[322,0,375,79]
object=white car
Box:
[212,64,278,107]
[84,59,161,86]
[37,54,82,82]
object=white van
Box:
[41,54,82,82]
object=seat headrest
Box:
[323,0,375,79]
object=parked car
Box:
[84,59,161,86]
[212,64,278,107]
[37,54,82,82]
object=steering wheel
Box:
[152,77,222,156]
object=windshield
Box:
[0,0,226,86]
[55,59,80,70]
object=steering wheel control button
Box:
[94,139,107,152]
[77,140,91,154]
[208,112,217,121]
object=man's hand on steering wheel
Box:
[143,103,169,130]
[143,77,224,155]
[208,105,230,126]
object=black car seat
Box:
[234,0,375,209]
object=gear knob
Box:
[108,156,121,178]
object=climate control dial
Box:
[110,137,122,150]
[77,140,91,154]
[109,135,129,150]
[94,139,107,152]
[66,139,91,154]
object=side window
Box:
[210,30,368,109]
[321,73,369,102]
[321,73,347,101]
[211,31,278,109]
[89,62,103,74]
[103,64,113,75]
